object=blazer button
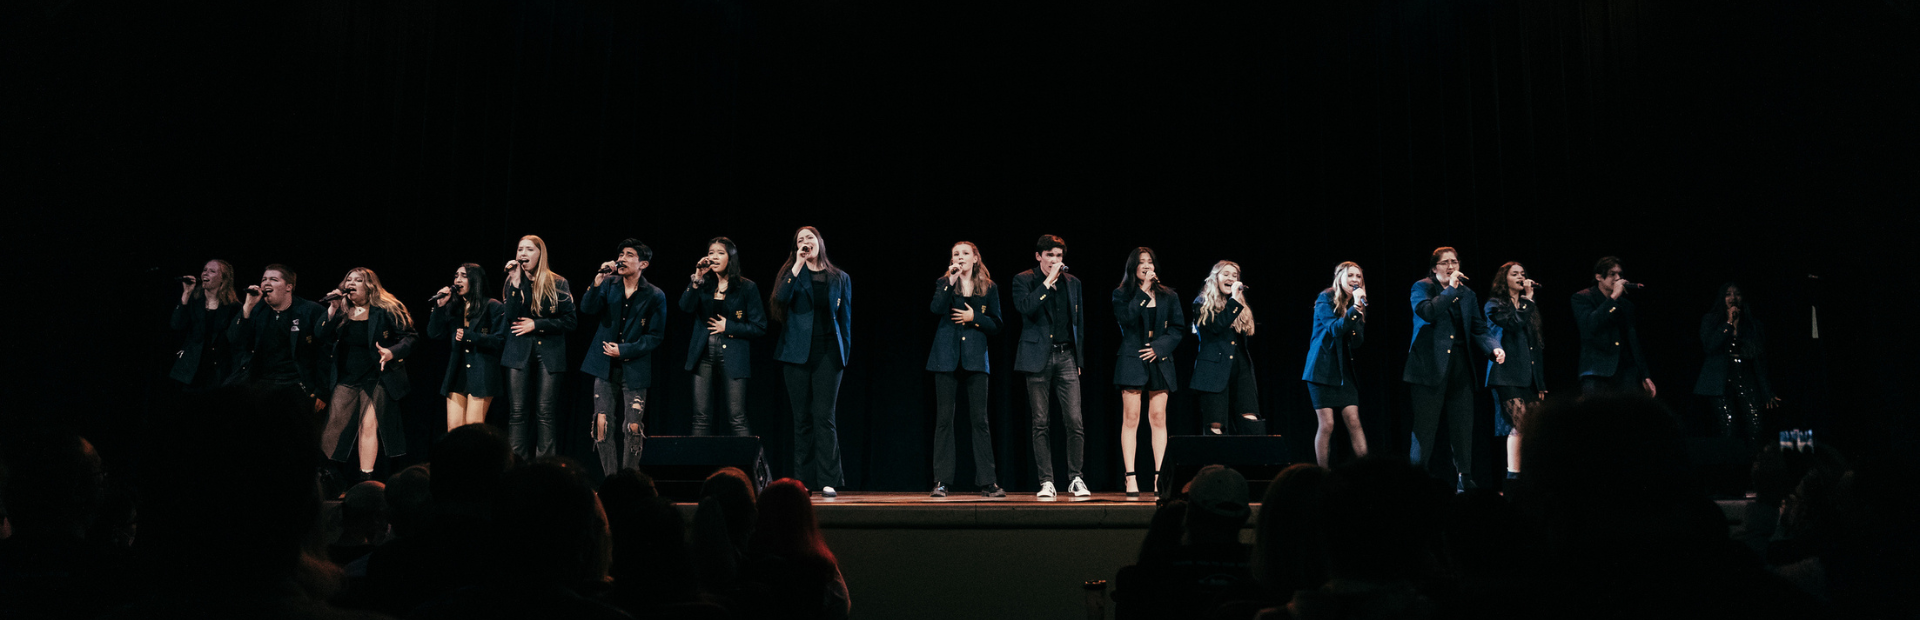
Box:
[1614,342,1620,346]
[1449,335,1454,339]
[1229,355,1234,359]
[961,337,966,340]
[538,340,543,345]
[1446,349,1452,354]
[465,364,471,368]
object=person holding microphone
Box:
[317,268,417,482]
[1011,235,1085,499]
[1112,247,1182,498]
[1572,256,1654,397]
[582,239,668,475]
[1695,282,1779,440]
[1191,260,1261,436]
[230,264,330,412]
[500,235,577,461]
[1302,261,1371,468]
[172,259,241,393]
[681,237,767,437]
[428,263,506,431]
[1485,262,1546,479]
[772,226,853,497]
[926,241,1005,498]
[1404,247,1501,490]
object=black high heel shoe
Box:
[1125,471,1140,498]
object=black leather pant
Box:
[505,350,560,461]
[692,335,750,436]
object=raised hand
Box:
[436,287,453,307]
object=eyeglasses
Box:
[1436,260,1459,267]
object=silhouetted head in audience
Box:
[384,464,432,538]
[1320,457,1449,584]
[748,478,838,569]
[0,424,103,541]
[701,467,758,549]
[137,385,324,590]
[1253,463,1330,595]
[1183,465,1252,546]
[1831,454,1920,617]
[338,481,389,545]
[597,468,658,514]
[1515,394,1712,550]
[494,458,611,588]
[432,423,512,517]
[1137,500,1190,565]
[605,496,698,608]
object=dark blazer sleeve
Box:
[532,279,577,334]
[1195,298,1241,340]
[1411,279,1460,321]
[1113,287,1146,325]
[1488,298,1530,331]
[618,288,669,359]
[1700,313,1735,354]
[1012,272,1050,321]
[678,283,702,314]
[171,302,194,332]
[228,307,254,349]
[385,311,419,360]
[1467,290,1498,356]
[579,277,608,315]
[975,283,1003,336]
[726,280,769,338]
[1572,290,1619,343]
[1149,289,1184,358]
[427,303,453,341]
[316,305,345,343]
[837,272,854,351]
[471,301,507,353]
[931,277,956,315]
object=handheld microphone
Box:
[1527,280,1545,288]
[1622,282,1645,290]
[178,276,197,284]
[1234,283,1251,290]
[321,291,346,303]
[247,286,264,297]
[598,262,618,275]
[1351,284,1367,307]
[427,288,452,303]
[697,257,713,268]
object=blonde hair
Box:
[1198,261,1256,336]
[340,267,413,331]
[518,235,563,317]
[1328,261,1364,321]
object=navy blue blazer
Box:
[1302,290,1366,386]
[316,306,419,400]
[1484,298,1544,391]
[579,276,668,388]
[499,277,577,373]
[1570,286,1648,379]
[170,301,240,385]
[1112,286,1184,389]
[228,296,330,400]
[1694,314,1774,399]
[678,277,768,379]
[926,278,1003,373]
[1009,269,1085,373]
[1403,277,1498,386]
[427,298,506,397]
[1190,297,1252,393]
[771,268,853,366]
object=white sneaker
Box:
[1068,477,1091,497]
[1036,481,1057,498]
[821,486,837,498]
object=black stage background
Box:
[6,0,1915,491]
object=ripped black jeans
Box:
[592,372,647,475]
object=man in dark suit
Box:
[230,263,330,412]
[1572,256,1656,397]
[581,239,668,476]
[1404,247,1502,490]
[1010,234,1088,498]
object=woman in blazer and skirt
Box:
[1112,247,1183,497]
[681,237,768,437]
[1485,261,1545,478]
[318,267,417,481]
[429,263,505,431]
[1301,261,1371,468]
[926,241,1005,497]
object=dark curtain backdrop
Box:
[6,0,1914,491]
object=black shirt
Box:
[254,306,301,383]
[339,319,378,389]
[1047,278,1072,346]
[701,284,726,322]
[809,270,833,354]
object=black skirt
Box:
[1306,381,1358,410]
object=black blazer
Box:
[1484,298,1544,391]
[1302,290,1366,386]
[1694,313,1775,399]
[1111,285,1184,389]
[1571,286,1648,379]
[170,300,240,386]
[1403,277,1497,386]
[1190,297,1251,393]
[771,268,854,366]
[317,305,419,400]
[499,276,577,373]
[679,277,769,379]
[228,296,329,401]
[1010,269,1085,373]
[427,298,506,397]
[579,276,668,388]
[926,278,1003,373]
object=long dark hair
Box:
[771,226,840,324]
[1713,281,1753,319]
[1117,247,1166,293]
[707,237,744,282]
[457,263,490,325]
[747,478,838,569]
[1490,261,1543,349]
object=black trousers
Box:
[692,335,751,436]
[1025,347,1084,484]
[783,350,845,489]
[933,370,997,487]
[1409,352,1475,487]
[505,349,561,461]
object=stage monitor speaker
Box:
[1160,435,1296,499]
[636,436,772,500]
[1688,437,1755,498]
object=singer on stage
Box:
[1405,247,1501,490]
[172,259,241,393]
[926,241,1005,498]
[317,268,416,481]
[1012,234,1085,499]
[230,264,329,411]
[1191,260,1261,436]
[1112,247,1182,498]
[773,226,852,497]
[582,239,667,475]
[1303,261,1371,468]
[1695,282,1778,440]
[681,237,766,437]
[1486,261,1545,479]
[501,235,577,461]
[1573,256,1655,397]
[428,263,505,431]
